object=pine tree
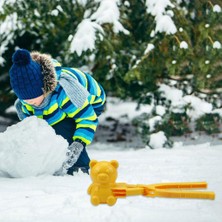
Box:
[0,0,222,139]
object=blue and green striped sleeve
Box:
[14,99,31,120]
[58,87,98,145]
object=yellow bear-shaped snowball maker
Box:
[87,160,119,206]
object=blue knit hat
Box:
[9,49,44,100]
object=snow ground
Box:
[0,143,221,222]
[0,97,222,222]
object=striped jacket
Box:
[16,55,106,145]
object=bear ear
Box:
[110,160,119,169]
[90,160,98,168]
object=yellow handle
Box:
[143,182,215,200]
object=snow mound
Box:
[148,131,167,149]
[0,116,68,178]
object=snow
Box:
[0,116,68,177]
[70,19,104,56]
[70,0,128,56]
[148,116,162,131]
[5,105,16,114]
[51,9,59,16]
[148,131,167,148]
[213,4,221,13]
[158,84,215,119]
[155,105,166,116]
[0,98,222,221]
[183,96,213,120]
[146,0,177,35]
[158,84,186,112]
[0,143,221,222]
[155,14,177,35]
[0,12,18,65]
[99,97,153,123]
[213,41,222,49]
[34,9,40,17]
[91,0,129,34]
[144,43,155,54]
[76,0,88,6]
[180,41,188,49]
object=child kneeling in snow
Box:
[9,49,106,175]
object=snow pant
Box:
[52,103,105,175]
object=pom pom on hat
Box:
[12,49,32,66]
[9,49,44,100]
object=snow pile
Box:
[146,0,177,35]
[1,143,221,222]
[159,84,186,113]
[158,84,214,119]
[148,131,167,149]
[99,97,153,123]
[0,116,68,178]
[184,96,213,120]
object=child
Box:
[9,49,106,175]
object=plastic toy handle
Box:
[145,189,215,199]
[143,182,215,200]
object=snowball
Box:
[0,116,68,178]
[180,41,188,49]
[148,131,167,149]
[213,41,221,49]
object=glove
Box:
[62,141,85,171]
[54,140,85,176]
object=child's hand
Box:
[62,141,84,170]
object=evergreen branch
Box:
[208,36,214,45]
[208,1,214,9]
[174,35,181,45]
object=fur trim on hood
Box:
[31,51,57,95]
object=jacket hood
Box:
[31,51,59,95]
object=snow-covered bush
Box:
[1,0,222,140]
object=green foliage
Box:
[195,113,221,134]
[160,112,191,137]
[0,0,222,140]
